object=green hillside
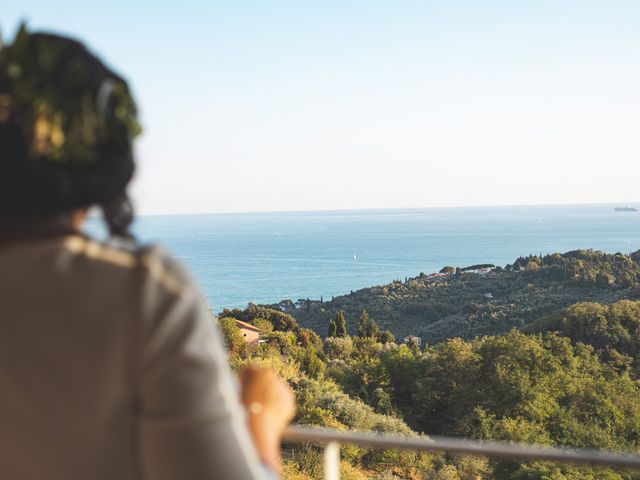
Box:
[265,249,640,344]
[218,300,640,479]
[217,249,640,479]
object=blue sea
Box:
[90,204,640,312]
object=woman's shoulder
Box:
[63,234,198,298]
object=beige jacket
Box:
[0,227,272,479]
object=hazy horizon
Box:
[128,200,639,218]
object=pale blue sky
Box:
[4,1,640,213]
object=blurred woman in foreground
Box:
[0,26,294,479]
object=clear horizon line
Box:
[135,200,639,217]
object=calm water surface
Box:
[89,204,640,311]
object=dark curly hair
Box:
[0,26,140,238]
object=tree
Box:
[336,310,347,337]
[407,338,421,354]
[221,304,299,332]
[218,317,246,359]
[302,348,325,379]
[328,318,337,338]
[440,266,455,275]
[253,318,273,335]
[358,310,369,337]
[377,330,396,344]
[324,336,354,360]
[596,271,615,287]
[365,317,379,339]
[356,309,385,341]
[297,328,323,350]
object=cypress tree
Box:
[328,318,337,338]
[365,317,380,339]
[378,330,396,344]
[336,310,347,337]
[358,310,369,337]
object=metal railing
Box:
[283,425,640,480]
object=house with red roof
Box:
[234,319,261,344]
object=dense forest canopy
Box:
[271,249,640,345]
[217,249,640,479]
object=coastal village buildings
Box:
[427,272,449,278]
[403,335,422,346]
[234,319,261,344]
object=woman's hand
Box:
[238,365,296,473]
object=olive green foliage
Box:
[323,328,640,478]
[511,250,640,288]
[324,336,354,361]
[221,303,300,332]
[364,313,379,339]
[377,329,396,344]
[527,300,640,375]
[328,318,337,338]
[301,348,325,379]
[357,309,395,343]
[223,308,640,478]
[283,249,640,344]
[218,317,246,361]
[217,251,640,479]
[253,317,274,334]
[215,309,485,479]
[358,310,369,337]
[336,310,348,337]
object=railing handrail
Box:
[283,425,640,469]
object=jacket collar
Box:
[0,214,81,247]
